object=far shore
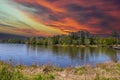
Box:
[52,44,120,47]
[1,42,120,48]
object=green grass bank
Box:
[0,61,120,80]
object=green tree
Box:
[111,31,119,46]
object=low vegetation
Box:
[0,61,120,80]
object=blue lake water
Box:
[0,43,120,67]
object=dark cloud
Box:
[66,4,87,12]
[18,2,66,22]
[45,0,59,2]
[19,2,51,14]
[103,0,120,6]
[65,1,120,32]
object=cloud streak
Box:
[0,0,119,36]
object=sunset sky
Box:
[0,0,120,36]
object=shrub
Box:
[34,74,55,80]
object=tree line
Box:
[0,31,120,46]
[26,31,120,46]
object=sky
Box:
[0,0,120,36]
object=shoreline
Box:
[0,42,117,48]
[0,42,120,49]
[0,61,120,80]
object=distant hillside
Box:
[0,33,27,40]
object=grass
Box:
[34,74,55,80]
[0,61,120,80]
[0,65,27,80]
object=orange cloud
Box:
[10,0,120,36]
[15,0,65,13]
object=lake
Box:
[0,43,120,67]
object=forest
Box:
[0,31,120,46]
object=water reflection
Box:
[0,44,119,67]
[27,45,119,66]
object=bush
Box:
[34,74,55,80]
